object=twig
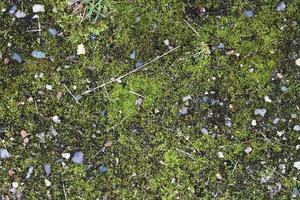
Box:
[175,148,195,160]
[62,182,67,200]
[183,19,200,37]
[82,46,181,95]
[63,84,80,104]
[90,141,113,160]
[129,91,144,98]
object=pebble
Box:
[244,10,254,18]
[277,131,284,137]
[12,52,22,63]
[281,86,288,92]
[292,187,300,198]
[217,152,224,159]
[294,125,300,132]
[52,116,61,123]
[71,151,84,164]
[62,153,71,159]
[296,58,300,66]
[0,149,10,159]
[130,51,136,60]
[8,5,17,14]
[201,128,208,135]
[254,108,267,117]
[216,173,223,180]
[293,161,300,170]
[251,120,257,126]
[31,51,46,59]
[135,60,143,68]
[77,43,85,55]
[48,28,58,37]
[264,96,272,103]
[99,166,108,174]
[225,117,232,128]
[182,95,192,102]
[43,164,51,176]
[33,4,45,13]
[179,106,188,115]
[46,84,53,90]
[15,10,26,18]
[26,166,34,179]
[273,118,280,124]
[8,169,15,177]
[245,146,252,154]
[276,1,286,12]
[164,39,170,46]
[12,182,18,188]
[45,179,51,187]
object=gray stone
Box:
[12,52,22,63]
[244,10,254,18]
[276,1,286,12]
[254,108,267,117]
[43,164,51,176]
[26,166,34,179]
[0,149,10,159]
[294,125,300,132]
[71,151,84,164]
[31,51,46,59]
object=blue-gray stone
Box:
[135,60,143,68]
[12,52,22,63]
[43,164,51,176]
[276,1,286,12]
[31,51,46,59]
[130,51,136,60]
[48,28,58,37]
[292,187,299,198]
[8,5,17,14]
[218,43,225,49]
[99,166,108,174]
[244,10,254,18]
[0,149,10,159]
[71,151,84,164]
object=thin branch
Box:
[129,91,144,98]
[183,19,200,37]
[63,84,80,104]
[176,148,195,160]
[82,46,181,95]
[62,182,67,200]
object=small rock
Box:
[0,149,10,159]
[293,161,300,170]
[43,164,51,176]
[244,10,254,18]
[33,4,45,13]
[182,95,192,102]
[12,52,22,63]
[8,169,15,177]
[48,28,58,37]
[245,146,252,154]
[45,179,51,187]
[52,116,61,123]
[294,125,300,132]
[277,131,284,137]
[264,96,272,103]
[12,182,18,188]
[20,130,29,138]
[225,117,232,128]
[4,58,10,64]
[135,60,143,68]
[217,152,224,159]
[251,120,257,126]
[77,43,85,55]
[216,173,222,180]
[179,106,188,115]
[46,84,53,90]
[89,33,97,40]
[254,108,267,117]
[26,166,34,179]
[135,97,143,106]
[99,166,108,174]
[273,118,280,124]
[164,39,170,46]
[276,1,286,12]
[201,128,208,135]
[8,5,17,14]
[31,51,46,59]
[281,86,288,92]
[62,153,70,159]
[296,58,300,67]
[15,10,26,18]
[217,43,225,49]
[71,151,84,164]
[292,187,299,198]
[130,51,136,60]
[198,6,206,16]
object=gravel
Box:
[15,10,26,18]
[26,166,34,179]
[0,149,10,159]
[32,4,45,13]
[12,52,22,63]
[31,51,46,59]
[43,164,51,176]
[244,10,254,18]
[294,125,300,132]
[130,51,136,60]
[48,28,58,37]
[179,106,188,115]
[201,128,208,135]
[71,151,84,164]
[276,1,286,12]
[99,166,108,174]
[254,108,267,117]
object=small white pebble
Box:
[182,95,192,102]
[294,161,300,170]
[276,73,283,79]
[45,179,51,187]
[273,118,280,124]
[277,131,284,137]
[12,182,19,188]
[251,120,257,126]
[296,145,300,150]
[216,173,223,180]
[77,43,86,55]
[264,96,272,103]
[217,151,224,159]
[296,58,300,66]
[201,128,208,135]
[163,39,170,46]
[46,84,53,90]
[294,125,300,132]
[62,153,70,159]
[245,146,252,154]
[52,116,61,123]
[254,108,267,117]
[32,4,45,13]
[291,114,297,119]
